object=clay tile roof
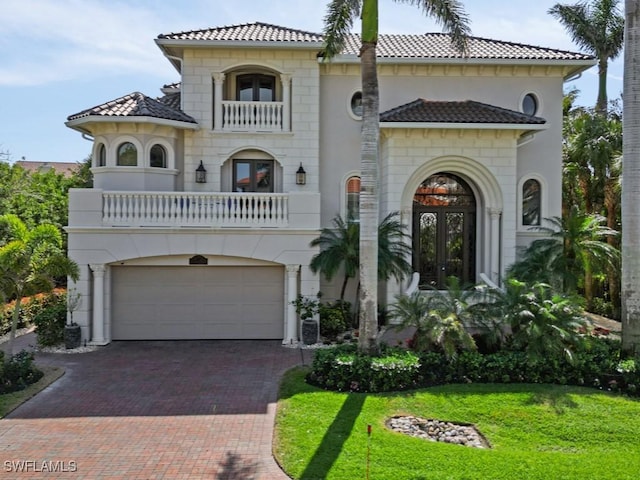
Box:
[380,99,546,124]
[341,33,592,61]
[157,22,323,43]
[67,92,196,124]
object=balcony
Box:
[68,189,320,230]
[221,101,285,132]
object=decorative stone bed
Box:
[386,416,491,449]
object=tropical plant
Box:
[0,214,79,358]
[509,206,619,307]
[322,0,470,354]
[487,279,586,362]
[389,278,477,359]
[309,212,413,302]
[622,0,640,354]
[549,0,624,113]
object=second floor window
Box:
[97,143,106,166]
[522,178,541,226]
[237,74,276,102]
[233,159,274,192]
[117,142,137,166]
[150,144,167,168]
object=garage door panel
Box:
[112,266,283,340]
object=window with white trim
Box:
[522,178,541,226]
[117,142,137,166]
[150,144,167,168]
[346,176,360,221]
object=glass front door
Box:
[413,173,476,289]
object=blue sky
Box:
[0,0,623,164]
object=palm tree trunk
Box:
[605,179,621,319]
[7,295,22,359]
[340,274,349,302]
[358,0,380,356]
[622,0,640,354]
[596,56,609,114]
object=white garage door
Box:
[111,266,284,340]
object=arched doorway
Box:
[413,173,476,289]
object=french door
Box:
[412,173,476,289]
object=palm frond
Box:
[321,0,361,60]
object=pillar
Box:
[213,72,225,131]
[489,208,502,284]
[89,264,108,345]
[280,74,291,132]
[284,264,300,344]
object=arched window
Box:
[117,142,137,166]
[97,143,106,167]
[150,144,167,168]
[522,179,541,226]
[346,176,360,221]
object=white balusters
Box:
[221,101,284,131]
[102,192,289,227]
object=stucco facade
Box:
[65,22,594,344]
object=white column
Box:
[284,264,300,344]
[213,72,225,131]
[489,208,502,284]
[280,74,291,132]
[90,264,108,345]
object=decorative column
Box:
[280,74,292,132]
[89,264,108,345]
[489,208,502,285]
[284,264,300,344]
[213,72,226,131]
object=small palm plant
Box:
[489,279,587,362]
[389,277,477,360]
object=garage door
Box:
[111,266,284,340]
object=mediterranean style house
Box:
[65,22,594,345]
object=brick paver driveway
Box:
[1,340,308,479]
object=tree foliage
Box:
[0,214,79,358]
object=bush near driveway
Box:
[0,350,43,394]
[308,338,639,396]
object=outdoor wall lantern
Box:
[195,160,207,184]
[296,163,306,185]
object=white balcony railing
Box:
[221,101,284,131]
[102,192,289,227]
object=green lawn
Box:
[0,365,64,418]
[274,367,640,480]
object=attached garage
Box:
[111,265,284,340]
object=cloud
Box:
[0,0,177,86]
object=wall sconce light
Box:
[296,163,306,185]
[195,160,207,184]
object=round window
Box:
[350,91,363,117]
[522,93,538,116]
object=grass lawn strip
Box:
[275,367,640,480]
[0,365,64,418]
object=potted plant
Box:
[292,294,319,345]
[64,289,82,349]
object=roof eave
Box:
[155,38,324,50]
[380,122,548,131]
[65,116,200,132]
[322,55,595,68]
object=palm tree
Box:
[0,214,79,358]
[309,212,413,302]
[508,206,619,307]
[621,0,640,354]
[322,0,470,355]
[549,0,624,114]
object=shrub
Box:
[1,289,66,336]
[307,344,421,393]
[318,301,349,340]
[0,350,44,394]
[33,294,67,347]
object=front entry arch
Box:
[413,173,476,289]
